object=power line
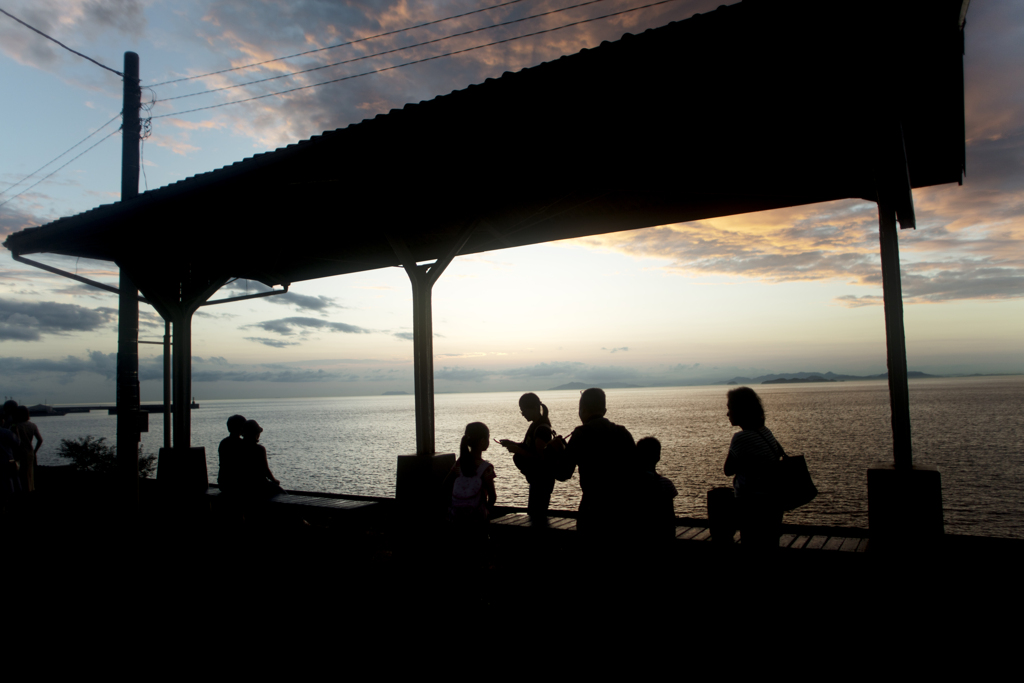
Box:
[0,7,124,77]
[148,0,530,87]
[0,114,122,200]
[0,127,122,210]
[153,0,682,120]
[159,0,612,104]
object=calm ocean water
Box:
[30,376,1024,539]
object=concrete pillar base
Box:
[157,446,209,497]
[868,463,943,551]
[396,453,456,516]
[707,487,737,545]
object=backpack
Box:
[450,461,489,515]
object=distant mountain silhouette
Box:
[723,370,941,385]
[762,376,838,384]
[547,382,642,391]
[538,371,944,392]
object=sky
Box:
[1,0,1022,404]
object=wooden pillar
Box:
[388,224,477,511]
[408,266,436,455]
[387,223,477,457]
[878,196,913,469]
[130,268,228,495]
[868,125,944,545]
[163,321,171,450]
[172,308,192,450]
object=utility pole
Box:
[116,51,142,509]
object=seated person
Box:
[633,437,678,542]
[235,419,285,503]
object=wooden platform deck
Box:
[204,488,876,552]
[196,489,1024,560]
[490,512,871,552]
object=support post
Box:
[116,51,142,507]
[868,153,944,547]
[131,268,228,496]
[387,223,477,512]
[172,309,191,450]
[155,303,214,496]
[877,196,913,469]
[408,265,436,456]
[163,321,171,450]
[387,223,477,457]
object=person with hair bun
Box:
[500,392,556,519]
[724,387,783,551]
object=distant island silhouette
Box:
[728,371,940,385]
[547,381,642,391]
[374,370,989,397]
[762,377,839,384]
[546,371,946,392]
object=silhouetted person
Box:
[723,387,782,552]
[449,422,497,538]
[500,392,556,520]
[217,414,246,493]
[553,388,635,538]
[238,419,284,502]
[633,437,678,543]
[1,400,17,430]
[1,423,20,503]
[10,406,41,493]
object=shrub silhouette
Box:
[56,436,157,479]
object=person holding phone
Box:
[499,392,555,520]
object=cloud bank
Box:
[0,299,116,341]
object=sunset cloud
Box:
[247,316,372,337]
[582,192,1024,304]
[0,299,116,341]
[0,350,116,380]
[245,336,300,348]
[0,0,145,70]
[220,280,341,312]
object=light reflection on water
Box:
[31,376,1024,538]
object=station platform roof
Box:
[4,0,967,288]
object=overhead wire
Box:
[0,114,121,200]
[153,0,682,120]
[147,0,530,87]
[0,126,122,210]
[139,87,157,191]
[1,0,675,207]
[157,0,613,103]
[0,9,129,207]
[0,7,123,77]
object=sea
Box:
[27,375,1024,539]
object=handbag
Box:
[757,432,818,511]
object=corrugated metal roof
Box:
[4,0,967,288]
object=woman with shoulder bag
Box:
[723,387,783,552]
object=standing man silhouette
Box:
[553,388,636,538]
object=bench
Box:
[206,486,382,525]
